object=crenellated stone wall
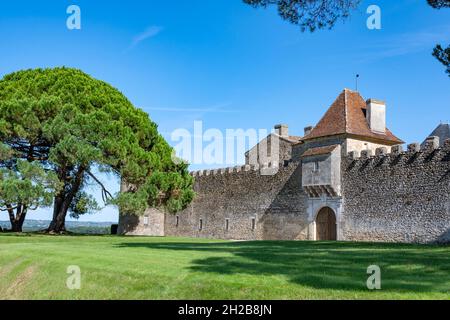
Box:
[342,137,450,243]
[118,136,450,244]
[164,162,310,240]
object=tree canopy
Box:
[243,0,361,32]
[427,0,450,9]
[433,44,450,77]
[428,0,450,77]
[0,143,60,231]
[0,67,194,232]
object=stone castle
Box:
[118,89,450,243]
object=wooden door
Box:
[316,207,337,241]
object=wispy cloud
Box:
[126,26,163,51]
[356,25,450,63]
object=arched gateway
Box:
[316,207,337,241]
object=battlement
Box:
[189,161,299,177]
[346,137,450,162]
[120,89,450,244]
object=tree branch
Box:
[85,169,114,203]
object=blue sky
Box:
[1,0,449,223]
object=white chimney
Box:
[366,99,386,133]
[274,124,289,137]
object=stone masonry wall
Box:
[118,208,165,236]
[119,137,450,243]
[245,134,293,166]
[342,139,450,243]
[164,162,310,240]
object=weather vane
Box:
[356,74,360,91]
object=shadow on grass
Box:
[115,240,450,293]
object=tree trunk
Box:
[11,220,23,232]
[48,195,74,233]
[7,205,27,233]
[48,211,67,233]
[48,194,64,233]
[47,166,85,234]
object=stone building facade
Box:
[118,89,450,243]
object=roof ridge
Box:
[303,89,403,145]
[344,89,349,132]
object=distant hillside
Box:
[0,220,115,234]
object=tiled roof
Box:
[301,144,339,157]
[302,89,403,145]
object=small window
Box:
[199,219,203,231]
[225,219,230,231]
[175,216,179,227]
[143,216,149,226]
[313,161,320,172]
[251,218,256,231]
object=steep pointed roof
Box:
[302,89,403,145]
[422,123,450,147]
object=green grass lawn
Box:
[0,234,449,300]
